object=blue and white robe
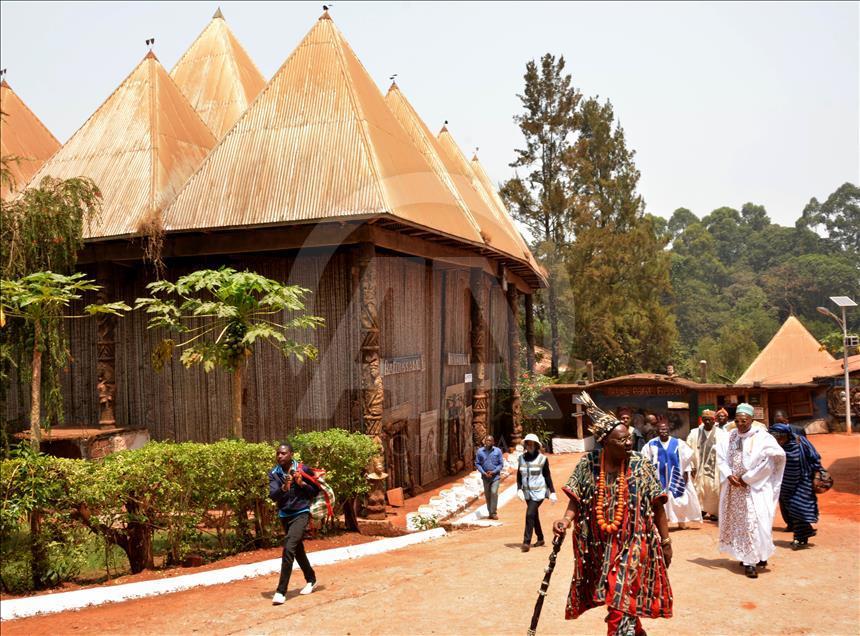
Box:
[645,436,703,525]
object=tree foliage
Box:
[668,184,860,381]
[135,267,324,438]
[503,54,675,380]
[501,53,581,376]
[563,97,677,377]
[797,182,860,254]
[0,176,103,437]
[1,272,129,447]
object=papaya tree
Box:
[135,267,324,438]
[1,175,102,444]
[0,272,129,449]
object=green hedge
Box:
[0,430,378,592]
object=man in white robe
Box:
[687,410,728,519]
[717,403,786,578]
[644,421,702,527]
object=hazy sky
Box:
[1,1,857,228]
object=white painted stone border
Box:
[0,527,447,621]
[452,482,519,526]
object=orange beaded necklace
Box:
[596,452,628,533]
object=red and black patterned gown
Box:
[561,451,673,621]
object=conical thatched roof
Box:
[736,316,836,385]
[469,152,542,274]
[382,83,484,243]
[170,9,266,139]
[26,52,216,239]
[163,11,485,246]
[0,80,60,198]
[435,124,526,260]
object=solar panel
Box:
[830,296,857,307]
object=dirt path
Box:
[6,435,859,635]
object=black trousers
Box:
[276,512,316,595]
[523,498,544,544]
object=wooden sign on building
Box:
[381,355,424,376]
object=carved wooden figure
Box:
[469,268,488,444]
[96,265,117,427]
[356,244,387,519]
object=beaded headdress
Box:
[578,391,622,442]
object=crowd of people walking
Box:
[266,396,829,636]
[495,395,829,634]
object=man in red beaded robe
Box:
[554,392,673,636]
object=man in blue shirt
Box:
[476,435,504,519]
[268,442,319,605]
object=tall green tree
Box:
[135,268,324,439]
[667,207,698,244]
[564,97,677,377]
[797,182,860,254]
[501,54,581,376]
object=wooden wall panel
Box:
[6,249,361,443]
[378,254,428,427]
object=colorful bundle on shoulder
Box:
[299,464,336,526]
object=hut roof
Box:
[26,52,216,239]
[0,80,60,198]
[163,11,491,249]
[736,316,836,385]
[170,8,266,139]
[813,353,860,379]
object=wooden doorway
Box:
[383,403,414,493]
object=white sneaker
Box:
[299,581,317,595]
[272,592,286,605]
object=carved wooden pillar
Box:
[524,293,535,373]
[357,244,386,520]
[96,263,117,428]
[469,268,488,444]
[507,283,523,444]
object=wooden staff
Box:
[526,532,565,635]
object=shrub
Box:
[289,429,379,514]
[0,430,377,591]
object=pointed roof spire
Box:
[171,10,266,138]
[320,6,332,20]
[27,53,216,237]
[163,14,483,246]
[213,6,224,19]
[0,81,60,198]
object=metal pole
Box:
[843,306,852,434]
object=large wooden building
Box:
[3,10,544,505]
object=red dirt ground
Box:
[1,530,376,601]
[5,434,860,635]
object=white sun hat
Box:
[522,433,542,447]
